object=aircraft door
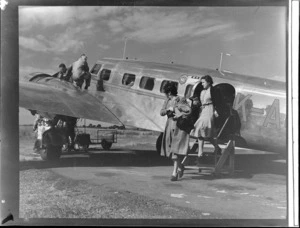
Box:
[213,83,246,147]
[214,83,236,108]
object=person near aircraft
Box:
[122,74,134,87]
[52,115,78,150]
[190,75,222,166]
[160,83,191,181]
[30,110,54,154]
[64,54,91,90]
[31,111,43,154]
[56,63,68,80]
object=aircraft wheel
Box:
[40,145,62,161]
[101,140,112,150]
[156,133,163,155]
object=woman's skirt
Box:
[190,105,216,139]
[161,118,190,159]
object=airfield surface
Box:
[19,127,287,224]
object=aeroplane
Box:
[19,57,287,159]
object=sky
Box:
[18,6,287,124]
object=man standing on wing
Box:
[64,54,91,90]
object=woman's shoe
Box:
[178,165,185,178]
[170,173,178,181]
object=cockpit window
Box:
[184,84,193,98]
[122,73,135,86]
[100,69,111,81]
[160,80,178,93]
[90,64,102,75]
[140,76,155,91]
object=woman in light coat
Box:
[160,83,191,181]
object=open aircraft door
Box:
[190,82,247,147]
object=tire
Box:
[40,145,62,161]
[156,133,163,155]
[101,140,112,150]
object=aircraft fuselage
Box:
[88,58,286,154]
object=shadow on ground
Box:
[20,147,287,180]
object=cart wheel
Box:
[40,145,62,161]
[101,140,112,150]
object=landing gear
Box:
[40,145,62,161]
[39,128,66,161]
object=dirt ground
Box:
[18,126,288,225]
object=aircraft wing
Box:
[19,77,123,125]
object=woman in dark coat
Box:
[190,75,223,165]
[160,83,191,181]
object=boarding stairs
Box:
[181,115,236,177]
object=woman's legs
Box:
[172,158,179,176]
[197,138,204,157]
[195,139,204,166]
[177,155,185,178]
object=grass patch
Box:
[20,169,204,219]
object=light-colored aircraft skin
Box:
[19,58,286,154]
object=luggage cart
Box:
[63,119,118,152]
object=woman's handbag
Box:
[176,115,194,133]
[176,97,201,133]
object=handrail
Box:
[216,116,231,139]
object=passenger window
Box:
[90,64,102,75]
[184,84,193,98]
[160,80,178,93]
[140,76,155,91]
[100,69,111,81]
[122,73,135,86]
